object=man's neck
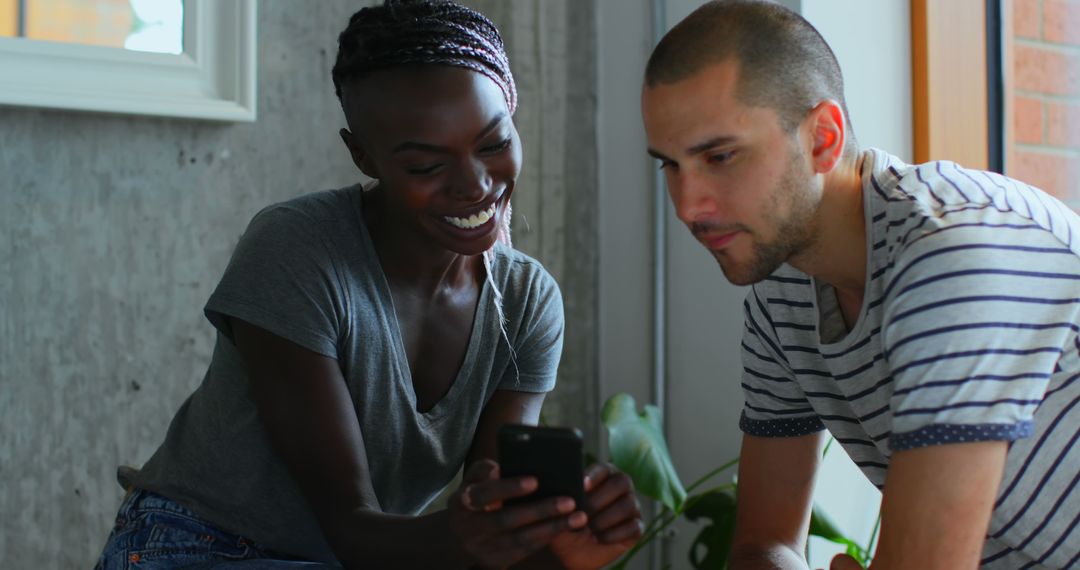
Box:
[789,152,868,302]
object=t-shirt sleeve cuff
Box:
[889,421,1035,452]
[205,295,339,359]
[739,411,826,437]
[497,373,556,394]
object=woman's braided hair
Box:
[331,0,517,115]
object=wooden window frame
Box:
[911,0,1007,171]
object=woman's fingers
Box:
[581,462,643,541]
[463,475,538,512]
[592,512,646,544]
[582,464,636,514]
[462,458,500,485]
[499,508,589,551]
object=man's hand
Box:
[548,462,645,570]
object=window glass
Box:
[0,0,183,55]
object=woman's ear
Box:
[339,128,379,179]
[807,99,846,174]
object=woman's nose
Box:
[451,159,492,202]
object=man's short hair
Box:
[646,0,853,142]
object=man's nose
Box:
[452,158,492,202]
[670,171,719,224]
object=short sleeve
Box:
[883,223,1080,451]
[739,291,826,437]
[205,205,347,359]
[497,267,564,393]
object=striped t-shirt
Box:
[740,148,1080,569]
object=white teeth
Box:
[443,203,497,230]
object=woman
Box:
[95,1,642,568]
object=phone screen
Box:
[498,424,586,508]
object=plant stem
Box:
[866,512,882,561]
[822,436,834,458]
[685,457,740,494]
[639,506,670,538]
[614,508,680,566]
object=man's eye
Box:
[708,151,735,164]
[480,138,512,154]
[658,160,677,171]
[406,164,442,176]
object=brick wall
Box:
[1010,0,1080,208]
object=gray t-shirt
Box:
[127,184,564,563]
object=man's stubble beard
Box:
[715,147,820,286]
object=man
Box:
[640,1,1079,569]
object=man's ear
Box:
[806,99,846,174]
[339,128,379,179]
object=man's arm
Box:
[839,441,1006,570]
[729,431,827,569]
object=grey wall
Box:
[464,0,600,446]
[0,1,598,567]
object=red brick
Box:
[1044,0,1080,46]
[1014,96,1045,144]
[1047,101,1080,146]
[1015,0,1042,39]
[1014,44,1080,96]
[1010,150,1080,199]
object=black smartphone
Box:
[498,424,586,508]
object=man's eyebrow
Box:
[646,135,739,162]
[687,135,738,156]
[391,114,507,155]
[647,148,671,161]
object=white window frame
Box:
[0,0,257,122]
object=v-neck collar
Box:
[350,183,493,422]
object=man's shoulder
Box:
[864,149,1080,262]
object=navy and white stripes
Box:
[739,148,1080,568]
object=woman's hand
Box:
[820,553,865,570]
[449,459,588,569]
[548,462,645,570]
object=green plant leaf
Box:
[601,393,687,512]
[685,488,737,569]
[808,504,846,543]
[810,505,868,565]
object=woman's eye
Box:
[406,164,442,176]
[480,138,512,154]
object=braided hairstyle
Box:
[332,0,517,115]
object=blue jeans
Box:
[95,489,338,569]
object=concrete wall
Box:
[0,1,598,567]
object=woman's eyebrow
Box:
[391,113,507,155]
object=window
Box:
[0,0,256,121]
[912,0,1080,206]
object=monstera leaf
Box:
[601,393,687,512]
[685,488,738,569]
